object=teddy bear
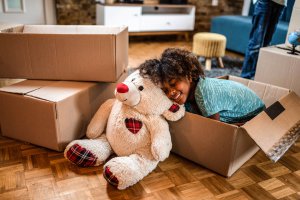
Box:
[64,70,185,190]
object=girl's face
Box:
[162,77,191,105]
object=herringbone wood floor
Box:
[1,39,299,200]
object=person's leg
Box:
[263,1,284,46]
[241,0,271,79]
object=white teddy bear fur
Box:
[64,70,185,190]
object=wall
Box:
[189,0,244,31]
[286,0,300,51]
[56,0,96,25]
[0,0,56,25]
[55,0,243,32]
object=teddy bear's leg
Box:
[64,135,112,167]
[103,154,159,190]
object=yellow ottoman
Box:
[193,32,226,70]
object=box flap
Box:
[0,80,54,95]
[0,24,23,33]
[242,92,300,162]
[27,81,96,102]
[0,80,97,102]
[22,25,127,35]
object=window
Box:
[3,0,25,13]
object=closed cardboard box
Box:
[0,25,128,82]
[255,45,300,96]
[0,73,127,151]
[170,76,300,177]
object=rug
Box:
[199,56,244,78]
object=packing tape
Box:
[266,120,300,162]
[264,101,285,120]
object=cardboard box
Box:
[0,72,127,151]
[255,45,300,96]
[0,25,128,82]
[170,76,300,177]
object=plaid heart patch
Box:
[169,104,180,113]
[125,118,143,134]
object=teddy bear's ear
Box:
[162,103,185,121]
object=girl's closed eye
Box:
[162,87,170,95]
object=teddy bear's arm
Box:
[147,117,172,161]
[86,98,115,139]
[162,104,185,121]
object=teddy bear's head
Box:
[115,70,182,117]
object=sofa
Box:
[210,0,295,54]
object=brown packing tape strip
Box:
[264,101,285,120]
[266,120,300,162]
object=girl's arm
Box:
[208,113,245,126]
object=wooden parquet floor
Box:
[1,39,299,199]
[0,134,299,200]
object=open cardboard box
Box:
[0,72,127,151]
[170,75,300,177]
[0,25,128,82]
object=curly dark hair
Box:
[139,48,204,86]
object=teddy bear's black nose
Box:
[116,83,129,93]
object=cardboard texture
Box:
[0,25,128,82]
[170,76,300,177]
[255,45,300,96]
[0,72,127,151]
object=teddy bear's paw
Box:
[163,103,185,121]
[65,144,100,167]
[103,166,119,187]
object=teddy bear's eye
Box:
[132,78,135,82]
[138,86,144,91]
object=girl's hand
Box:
[232,122,245,127]
[208,113,245,126]
[208,113,220,121]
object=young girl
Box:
[139,48,265,125]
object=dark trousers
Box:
[241,0,284,79]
